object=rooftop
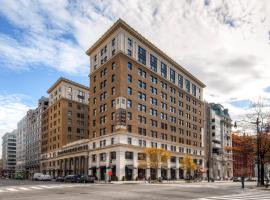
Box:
[86,18,205,88]
[47,77,89,93]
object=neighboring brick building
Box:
[86,19,206,181]
[232,134,255,178]
[40,77,89,177]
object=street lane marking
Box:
[6,188,18,192]
[196,191,270,200]
[18,187,30,190]
[29,186,42,189]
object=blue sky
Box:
[1,0,270,156]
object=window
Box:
[150,54,157,72]
[128,62,132,70]
[138,68,146,78]
[185,79,190,93]
[138,92,146,101]
[110,151,116,160]
[111,74,116,82]
[127,87,132,95]
[138,46,146,64]
[138,80,147,89]
[138,127,146,136]
[151,86,157,95]
[192,84,196,96]
[150,97,158,106]
[112,62,116,70]
[127,112,132,120]
[150,75,157,84]
[137,104,146,112]
[128,75,132,83]
[127,49,132,56]
[111,138,114,145]
[111,87,116,95]
[170,68,175,83]
[127,137,132,145]
[125,151,133,160]
[161,62,167,78]
[112,38,115,46]
[127,99,132,108]
[127,125,132,132]
[178,74,183,88]
[100,153,106,162]
[128,38,133,47]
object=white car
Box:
[41,174,52,181]
[33,173,44,181]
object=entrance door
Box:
[125,166,133,181]
[150,168,157,180]
[100,166,106,180]
[138,168,146,180]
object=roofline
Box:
[86,18,206,88]
[47,77,89,93]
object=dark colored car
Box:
[56,176,65,182]
[78,175,95,183]
[64,175,81,183]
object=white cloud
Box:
[0,0,270,119]
[0,93,33,158]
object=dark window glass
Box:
[138,46,146,65]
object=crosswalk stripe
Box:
[29,186,42,189]
[197,191,270,200]
[18,187,30,190]
[6,188,18,192]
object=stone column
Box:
[175,157,180,179]
[146,155,150,179]
[167,160,171,180]
[78,156,82,175]
[84,156,88,175]
[106,152,110,182]
[133,152,138,180]
[116,149,125,181]
[157,168,161,179]
[96,153,100,180]
[71,158,75,175]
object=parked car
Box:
[233,177,241,182]
[40,174,52,181]
[64,175,81,183]
[56,176,65,182]
[33,173,44,181]
[77,175,95,183]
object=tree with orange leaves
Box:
[226,133,255,178]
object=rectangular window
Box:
[178,74,183,88]
[127,87,132,95]
[150,54,157,72]
[125,151,133,160]
[161,62,167,78]
[185,79,190,93]
[170,68,175,83]
[192,84,196,96]
[128,62,132,70]
[128,75,132,83]
[138,46,146,65]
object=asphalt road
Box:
[0,180,268,200]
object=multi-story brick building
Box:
[86,19,205,181]
[40,77,89,177]
[204,103,233,180]
[2,130,17,178]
